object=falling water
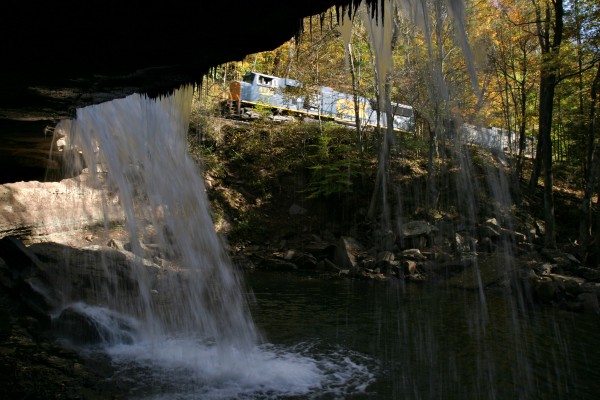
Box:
[339,0,482,237]
[339,0,552,398]
[56,85,258,349]
[53,86,375,399]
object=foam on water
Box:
[103,337,376,400]
[56,302,143,345]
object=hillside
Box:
[190,116,599,313]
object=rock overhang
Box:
[0,0,368,121]
[0,0,372,183]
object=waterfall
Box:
[55,85,258,350]
[40,2,555,399]
[52,85,375,399]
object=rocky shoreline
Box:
[229,216,600,314]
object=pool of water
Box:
[101,271,600,399]
[244,271,600,399]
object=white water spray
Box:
[56,85,258,350]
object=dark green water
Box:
[244,271,600,400]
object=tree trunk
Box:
[580,140,600,264]
[579,63,600,263]
[533,0,564,248]
[347,43,363,152]
[426,120,438,212]
[539,71,557,248]
[586,64,600,181]
[516,86,528,180]
[529,135,543,191]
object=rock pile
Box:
[231,217,600,314]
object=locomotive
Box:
[222,71,415,133]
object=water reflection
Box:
[245,271,600,399]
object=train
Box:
[221,71,415,133]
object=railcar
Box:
[223,71,415,133]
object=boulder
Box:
[0,176,123,242]
[0,236,58,327]
[402,260,418,275]
[257,257,298,272]
[532,277,560,303]
[400,220,437,237]
[401,248,428,261]
[52,303,140,346]
[577,293,599,314]
[334,236,363,274]
[28,242,160,309]
[576,267,600,282]
[399,220,438,249]
[288,204,307,216]
[445,255,504,290]
[282,249,318,270]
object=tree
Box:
[579,63,600,264]
[529,0,564,248]
[488,1,539,180]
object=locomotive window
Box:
[395,107,413,118]
[243,74,254,84]
[258,76,276,87]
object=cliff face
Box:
[0,0,356,183]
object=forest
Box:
[191,0,600,262]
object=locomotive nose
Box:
[229,81,242,102]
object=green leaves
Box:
[303,125,366,199]
[305,157,362,199]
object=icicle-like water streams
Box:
[339,0,573,398]
[53,86,376,399]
